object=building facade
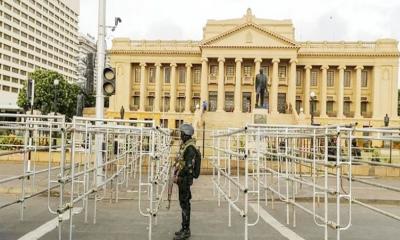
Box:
[0,0,80,111]
[77,33,96,94]
[108,9,399,129]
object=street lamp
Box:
[53,79,59,115]
[310,91,316,125]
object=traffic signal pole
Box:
[95,0,106,186]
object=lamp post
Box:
[53,79,59,115]
[310,91,316,125]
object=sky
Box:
[78,0,400,86]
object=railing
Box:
[224,106,234,112]
[225,75,235,84]
[362,112,373,118]
[327,112,337,117]
[209,74,217,84]
[344,111,355,118]
[242,75,253,85]
[145,105,154,112]
[176,106,185,113]
[130,105,139,111]
[211,124,400,240]
[0,114,172,240]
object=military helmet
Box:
[179,123,194,136]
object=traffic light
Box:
[103,67,116,96]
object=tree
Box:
[17,69,81,120]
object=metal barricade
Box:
[0,114,172,240]
[211,123,400,240]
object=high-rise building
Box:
[78,33,97,94]
[108,9,399,129]
[0,0,80,111]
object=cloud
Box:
[145,20,184,40]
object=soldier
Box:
[174,123,198,240]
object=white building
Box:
[0,0,80,111]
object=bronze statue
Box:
[255,69,267,108]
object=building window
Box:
[2,85,10,91]
[175,120,184,130]
[161,96,170,112]
[147,96,154,111]
[178,66,186,84]
[244,65,252,77]
[224,92,234,112]
[344,101,351,115]
[132,96,139,109]
[327,101,334,113]
[193,67,201,85]
[327,70,334,87]
[209,91,217,112]
[361,102,368,114]
[344,70,351,87]
[296,70,302,86]
[148,67,155,84]
[191,97,200,112]
[164,67,170,84]
[242,92,252,113]
[361,70,368,87]
[226,65,235,78]
[311,70,318,86]
[160,119,168,128]
[209,64,218,78]
[296,100,302,113]
[134,67,140,83]
[177,97,185,112]
[278,66,286,80]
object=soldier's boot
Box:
[173,229,191,240]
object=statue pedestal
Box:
[252,108,269,124]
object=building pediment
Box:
[201,22,299,49]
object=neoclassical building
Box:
[107,9,399,129]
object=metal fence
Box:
[0,114,171,240]
[211,124,400,240]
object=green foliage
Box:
[17,69,82,120]
[0,135,23,150]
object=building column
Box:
[337,65,346,118]
[320,65,329,118]
[288,58,297,113]
[200,58,208,103]
[115,62,131,112]
[303,65,312,115]
[234,58,243,113]
[217,57,225,112]
[355,65,363,118]
[270,58,280,114]
[184,63,192,113]
[169,62,177,113]
[154,62,162,112]
[139,62,146,112]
